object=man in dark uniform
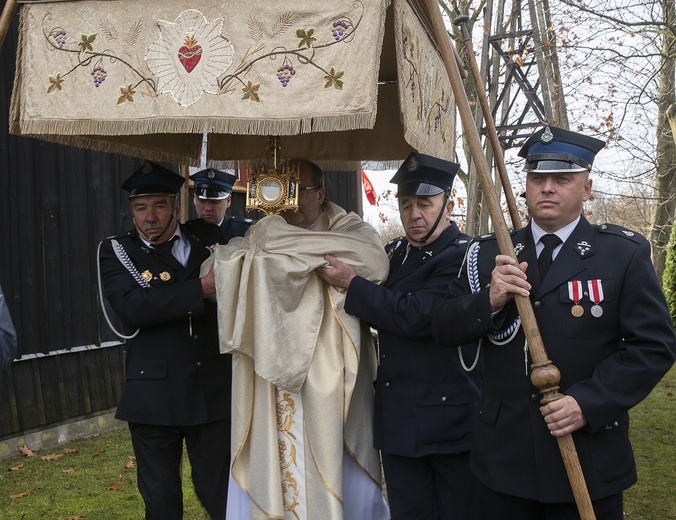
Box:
[98,161,231,519]
[317,152,482,520]
[190,167,253,243]
[432,126,676,519]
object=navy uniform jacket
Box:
[345,223,482,457]
[99,221,231,426]
[220,215,253,244]
[432,217,676,502]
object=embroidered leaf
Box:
[126,20,143,47]
[241,81,261,103]
[324,67,344,90]
[272,13,294,37]
[99,19,118,41]
[247,16,264,43]
[296,28,316,49]
[78,33,97,52]
[117,85,136,105]
[47,74,64,93]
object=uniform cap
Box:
[518,126,605,173]
[190,168,236,200]
[122,161,185,198]
[390,152,460,197]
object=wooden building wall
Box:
[1,6,361,441]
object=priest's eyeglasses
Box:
[299,185,321,191]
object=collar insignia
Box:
[576,241,591,256]
[514,243,525,256]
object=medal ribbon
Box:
[587,279,604,305]
[568,281,583,303]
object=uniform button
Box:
[533,301,541,309]
[613,421,618,427]
[441,396,447,402]
[384,382,390,388]
[188,311,194,317]
[140,370,144,375]
[476,318,483,325]
[196,361,202,367]
[531,393,539,401]
[381,354,386,359]
[193,334,199,340]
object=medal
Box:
[587,279,604,318]
[159,271,171,281]
[141,270,153,283]
[567,281,584,317]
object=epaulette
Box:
[597,223,646,244]
[104,231,134,241]
[473,229,518,242]
[231,215,255,225]
[384,236,406,253]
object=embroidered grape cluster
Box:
[402,35,408,58]
[411,80,416,102]
[91,66,108,87]
[52,30,67,49]
[276,64,296,87]
[332,20,349,41]
[434,114,441,131]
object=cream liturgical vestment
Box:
[202,201,390,519]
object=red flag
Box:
[361,170,377,206]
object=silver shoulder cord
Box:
[464,240,525,371]
[96,239,150,340]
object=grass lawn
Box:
[0,367,673,519]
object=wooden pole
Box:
[0,0,17,51]
[423,1,596,518]
[453,15,521,230]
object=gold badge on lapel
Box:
[159,271,171,282]
[141,270,153,283]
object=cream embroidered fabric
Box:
[10,0,456,166]
[201,201,389,519]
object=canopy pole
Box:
[423,1,596,518]
[0,0,17,51]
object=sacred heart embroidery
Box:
[178,35,202,73]
[147,10,234,106]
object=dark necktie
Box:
[538,234,562,280]
[153,236,177,258]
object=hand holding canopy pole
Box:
[422,1,596,518]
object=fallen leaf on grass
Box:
[41,453,64,461]
[123,459,135,469]
[93,449,105,457]
[106,481,123,491]
[8,463,24,471]
[9,489,31,499]
[62,467,77,474]
[18,445,35,457]
[64,447,78,454]
[66,516,84,520]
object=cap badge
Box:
[541,126,554,143]
[142,162,153,173]
[207,169,215,179]
[407,156,418,172]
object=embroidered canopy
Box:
[10,0,455,167]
